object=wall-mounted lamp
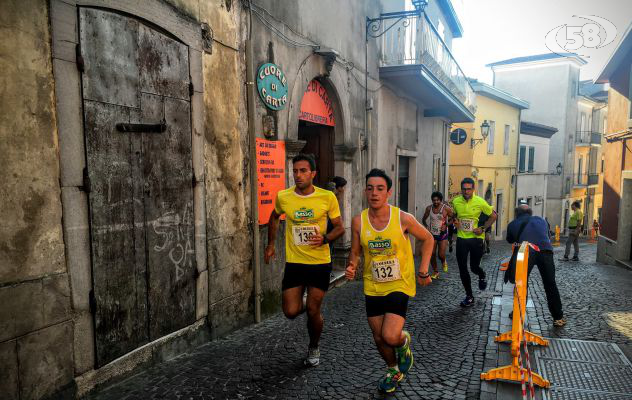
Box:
[546,162,563,175]
[314,47,339,76]
[470,120,490,148]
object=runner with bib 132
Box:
[345,169,434,394]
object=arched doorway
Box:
[297,79,336,188]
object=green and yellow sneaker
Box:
[396,330,413,374]
[377,367,404,393]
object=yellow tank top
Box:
[361,205,416,297]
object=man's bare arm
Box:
[345,215,362,280]
[421,206,431,227]
[265,210,281,264]
[401,211,433,285]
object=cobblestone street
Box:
[88,241,632,400]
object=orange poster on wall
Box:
[298,79,336,126]
[256,138,286,225]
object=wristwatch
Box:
[322,235,329,245]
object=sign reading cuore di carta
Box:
[257,63,288,111]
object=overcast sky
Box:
[450,0,632,84]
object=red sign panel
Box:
[299,79,335,126]
[256,138,286,225]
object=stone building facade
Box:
[0,0,474,398]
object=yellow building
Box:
[569,83,607,234]
[449,80,529,240]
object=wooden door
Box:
[80,8,196,366]
[298,124,334,188]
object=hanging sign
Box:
[450,128,467,145]
[257,63,288,110]
[256,138,286,225]
[299,79,335,126]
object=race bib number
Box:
[460,219,475,232]
[430,220,442,235]
[292,225,319,246]
[371,258,402,283]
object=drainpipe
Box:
[246,8,261,323]
[514,110,521,219]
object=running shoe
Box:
[431,272,440,280]
[443,261,448,273]
[554,318,567,327]
[559,256,570,261]
[479,277,487,291]
[303,347,320,367]
[571,256,579,261]
[377,367,404,393]
[460,296,474,307]
[396,330,413,374]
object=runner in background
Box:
[422,192,453,279]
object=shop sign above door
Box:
[257,63,288,111]
[299,79,335,126]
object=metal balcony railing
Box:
[573,173,599,187]
[575,131,602,145]
[380,12,476,114]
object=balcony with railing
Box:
[575,131,602,146]
[375,11,476,122]
[573,173,599,188]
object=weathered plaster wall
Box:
[0,1,73,399]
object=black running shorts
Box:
[365,291,410,318]
[282,262,332,292]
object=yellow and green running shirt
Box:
[451,195,493,239]
[569,210,584,228]
[274,186,341,264]
[360,206,416,297]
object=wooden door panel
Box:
[84,100,149,366]
[79,8,140,108]
[142,95,195,339]
[139,24,190,100]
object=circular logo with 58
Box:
[545,15,617,57]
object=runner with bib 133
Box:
[345,169,434,394]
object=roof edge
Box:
[437,0,463,38]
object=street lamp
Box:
[471,120,490,148]
[546,162,563,175]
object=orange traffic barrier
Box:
[481,242,551,389]
[588,228,597,243]
[499,244,515,271]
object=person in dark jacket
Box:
[506,204,566,327]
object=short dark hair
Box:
[515,206,533,217]
[461,177,475,188]
[332,176,347,189]
[572,201,581,209]
[365,168,392,190]
[292,153,316,171]
[431,191,443,201]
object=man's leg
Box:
[572,233,580,258]
[536,252,564,321]
[456,238,473,298]
[430,241,439,275]
[469,239,486,282]
[563,233,572,258]
[305,286,326,349]
[282,286,305,319]
[437,239,448,266]
[367,314,405,367]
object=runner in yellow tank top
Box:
[345,169,434,394]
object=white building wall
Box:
[516,134,551,218]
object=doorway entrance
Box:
[496,193,503,238]
[79,8,196,366]
[297,79,336,188]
